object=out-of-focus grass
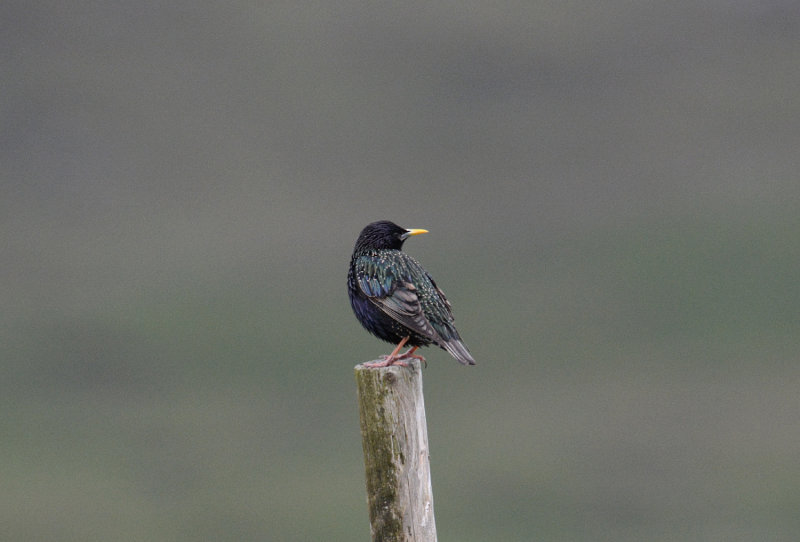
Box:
[4,2,799,538]
[3,209,799,541]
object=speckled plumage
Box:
[347,220,476,366]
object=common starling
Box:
[348,220,476,367]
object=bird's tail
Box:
[442,339,476,366]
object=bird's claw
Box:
[375,350,426,368]
[364,357,408,368]
[396,349,426,366]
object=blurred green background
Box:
[3,2,800,540]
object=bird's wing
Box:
[417,270,462,343]
[353,253,442,342]
[417,270,476,365]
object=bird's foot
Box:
[365,347,426,368]
[363,337,418,368]
[364,351,419,368]
[363,357,408,368]
[394,346,426,367]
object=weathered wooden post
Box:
[354,359,437,542]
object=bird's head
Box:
[355,220,429,251]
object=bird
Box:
[347,220,476,367]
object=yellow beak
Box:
[404,228,429,237]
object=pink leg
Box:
[363,337,410,368]
[396,346,426,364]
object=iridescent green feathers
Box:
[353,251,450,344]
[347,221,476,366]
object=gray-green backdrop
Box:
[4,2,799,540]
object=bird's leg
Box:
[395,346,427,367]
[363,336,410,368]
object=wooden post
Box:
[354,359,437,542]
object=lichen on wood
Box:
[355,359,437,542]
